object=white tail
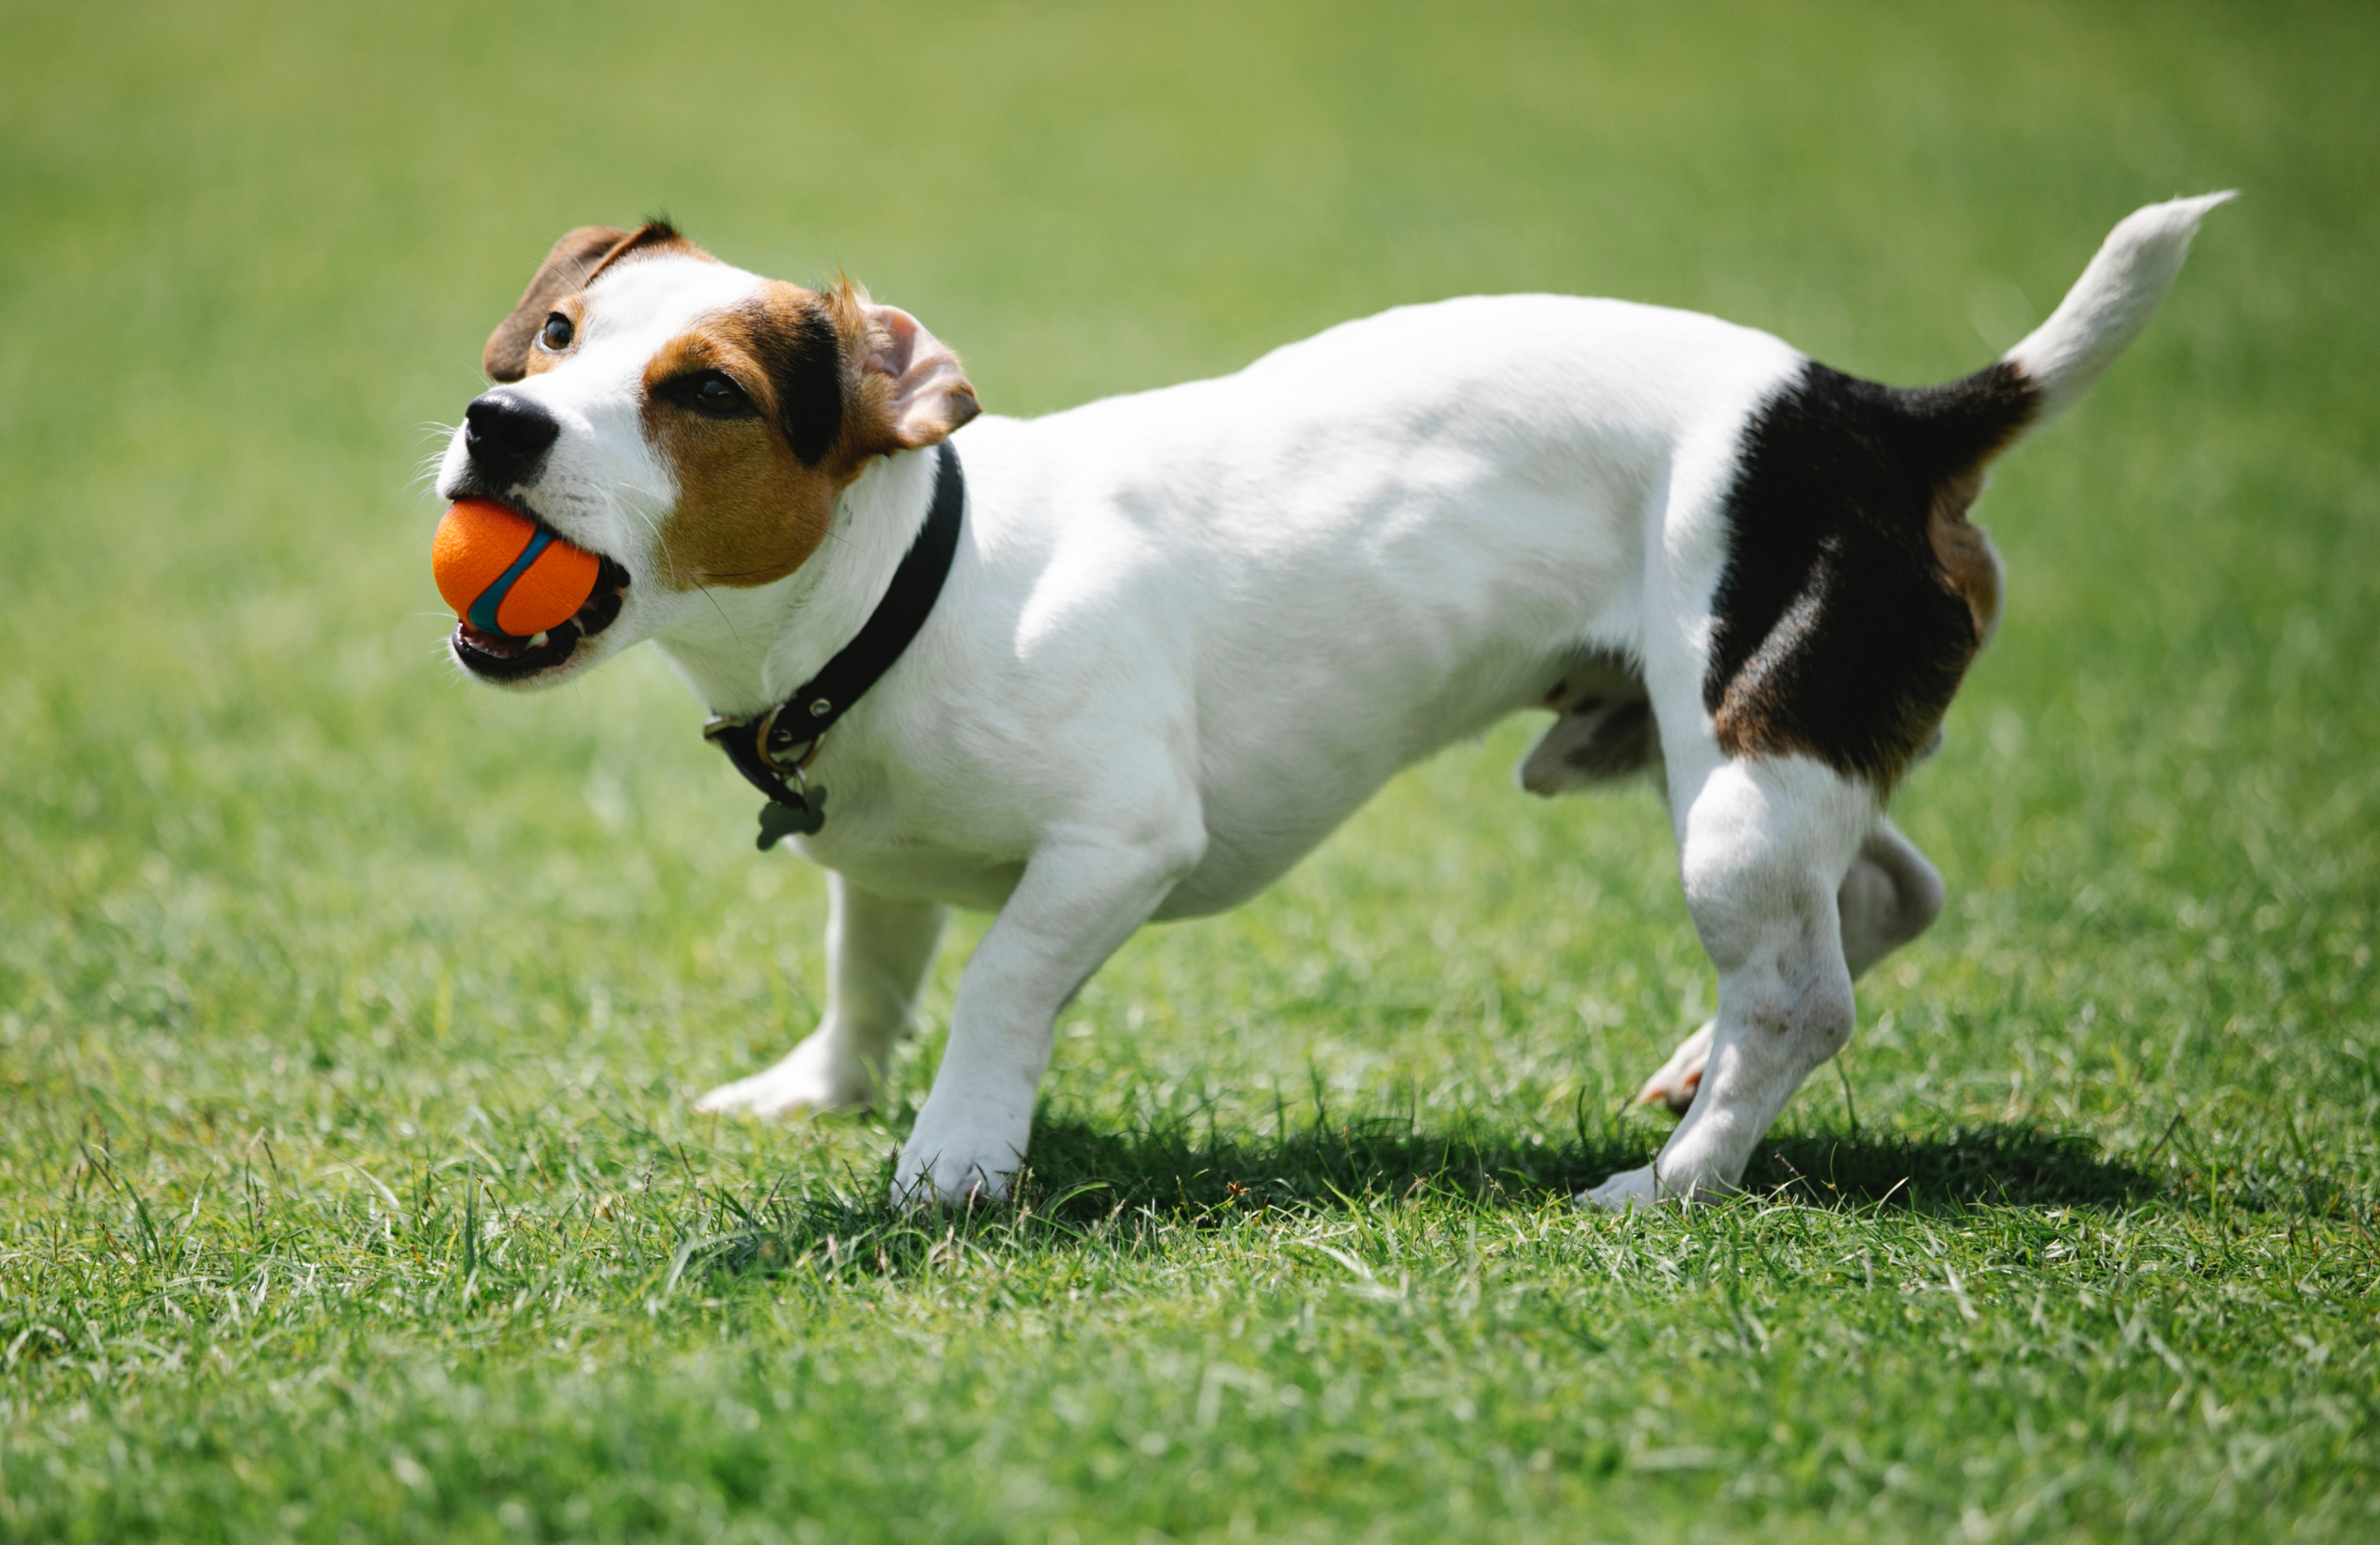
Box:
[2003,192,2235,421]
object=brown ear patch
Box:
[482,221,707,382]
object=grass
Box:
[2,0,2377,1539]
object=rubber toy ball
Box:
[432,500,600,638]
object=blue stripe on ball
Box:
[467,528,555,636]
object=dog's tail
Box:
[1851,193,2234,496]
[2000,191,2235,426]
[1700,196,2233,784]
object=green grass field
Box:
[4,2,2377,1539]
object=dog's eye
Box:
[669,370,756,419]
[539,313,574,351]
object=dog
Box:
[433,195,2228,1208]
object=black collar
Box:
[703,439,964,848]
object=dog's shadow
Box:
[678,1111,2160,1290]
[1015,1111,2158,1219]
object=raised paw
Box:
[693,1030,877,1118]
[1633,1018,1714,1115]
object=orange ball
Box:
[433,500,600,638]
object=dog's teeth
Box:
[529,630,549,648]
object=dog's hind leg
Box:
[694,875,947,1116]
[1633,816,1941,1113]
[1632,1018,1717,1116]
[1584,753,1873,1208]
[1838,817,1944,977]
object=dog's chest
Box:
[791,827,1028,912]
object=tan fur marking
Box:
[1928,467,2004,643]
[640,286,852,590]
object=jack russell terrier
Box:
[434,194,2228,1209]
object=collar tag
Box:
[756,788,827,848]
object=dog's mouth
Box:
[450,545,633,682]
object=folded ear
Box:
[482,226,631,381]
[858,303,980,450]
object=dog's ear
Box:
[482,226,631,382]
[848,295,980,451]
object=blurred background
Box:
[5,2,2378,1537]
[3,0,2373,1164]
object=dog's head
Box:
[433,224,978,686]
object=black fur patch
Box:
[1703,359,2037,786]
[752,299,845,466]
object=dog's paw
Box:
[1576,1164,1665,1213]
[1578,1162,1743,1211]
[1633,1018,1714,1115]
[891,1109,1026,1207]
[693,1031,876,1118]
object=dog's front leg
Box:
[895,830,1201,1205]
[696,875,947,1116]
[1584,755,1873,1209]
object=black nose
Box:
[464,393,559,479]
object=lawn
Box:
[2,1,2377,1540]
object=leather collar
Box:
[703,439,964,848]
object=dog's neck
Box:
[651,447,940,719]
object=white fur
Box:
[435,198,2224,1207]
[2003,191,2235,421]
